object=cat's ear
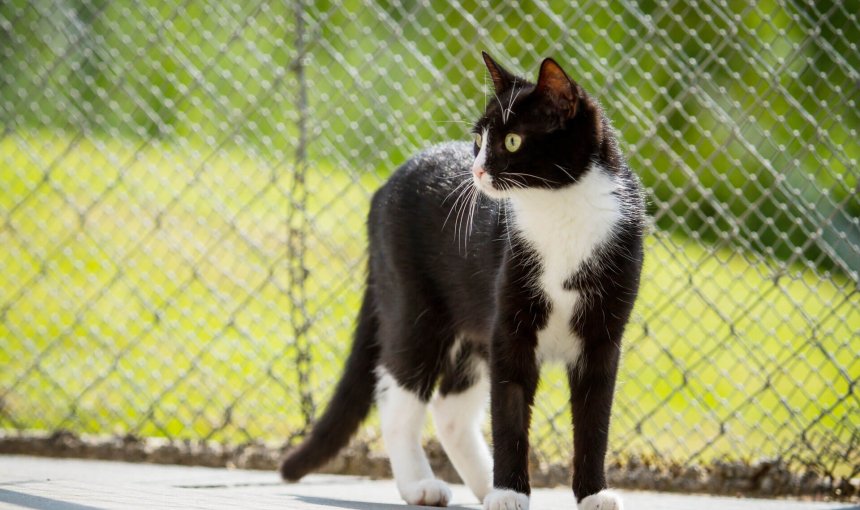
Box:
[535,58,580,118]
[482,51,516,95]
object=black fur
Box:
[279,278,379,480]
[280,53,644,504]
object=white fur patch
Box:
[508,165,622,365]
[473,129,508,200]
[483,488,529,510]
[431,362,492,502]
[473,128,489,172]
[579,489,623,510]
[376,366,448,505]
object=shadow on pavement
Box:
[293,494,478,510]
[0,489,106,510]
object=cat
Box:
[279,52,645,510]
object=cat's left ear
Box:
[482,51,516,95]
[535,58,581,118]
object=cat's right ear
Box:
[535,58,581,119]
[482,51,516,95]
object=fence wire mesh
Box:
[1,0,858,484]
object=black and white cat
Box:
[280,53,645,510]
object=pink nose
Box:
[472,166,486,179]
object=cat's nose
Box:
[472,166,486,179]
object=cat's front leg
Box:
[568,332,624,509]
[484,327,539,510]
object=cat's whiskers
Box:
[465,185,481,251]
[504,172,559,186]
[442,176,474,229]
[443,176,474,205]
[453,181,476,251]
[452,181,476,246]
[554,164,576,181]
[459,185,481,252]
[503,80,522,124]
[501,196,514,251]
[432,119,474,126]
[444,177,473,247]
[492,87,506,123]
[498,176,527,191]
[454,186,468,246]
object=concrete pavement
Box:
[0,455,856,510]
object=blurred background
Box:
[1,0,858,496]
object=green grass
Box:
[1,131,857,475]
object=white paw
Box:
[579,489,623,510]
[401,478,452,507]
[483,489,529,510]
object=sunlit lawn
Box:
[1,132,857,475]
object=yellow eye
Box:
[505,133,522,152]
[474,132,483,147]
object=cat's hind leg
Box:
[376,366,452,507]
[431,341,493,503]
[373,273,459,506]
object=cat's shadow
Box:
[293,494,479,509]
[291,495,860,510]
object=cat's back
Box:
[377,141,474,203]
[370,141,484,239]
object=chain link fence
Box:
[2,0,858,494]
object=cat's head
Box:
[471,52,608,199]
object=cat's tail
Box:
[279,281,379,481]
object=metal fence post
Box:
[290,0,314,432]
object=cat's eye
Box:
[474,132,483,147]
[505,133,522,152]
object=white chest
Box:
[509,166,622,364]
